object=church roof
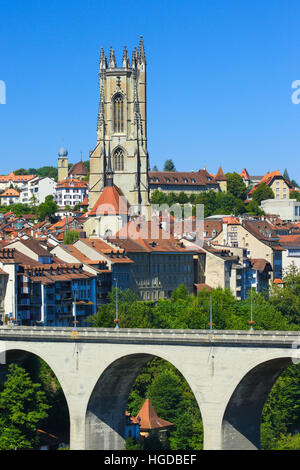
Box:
[68,161,88,177]
[135,399,174,431]
[89,185,130,216]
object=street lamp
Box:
[248,287,255,332]
[209,293,213,334]
[113,277,119,329]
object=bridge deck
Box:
[0,326,299,347]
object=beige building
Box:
[213,218,284,280]
[89,37,150,215]
[248,170,291,200]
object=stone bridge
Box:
[0,326,299,450]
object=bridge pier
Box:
[201,405,223,450]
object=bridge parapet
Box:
[0,326,299,347]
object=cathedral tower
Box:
[89,36,150,214]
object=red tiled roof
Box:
[279,234,300,247]
[89,185,130,216]
[240,168,250,180]
[148,170,218,187]
[0,172,36,183]
[195,283,212,291]
[68,161,88,177]
[222,216,240,225]
[1,188,20,197]
[80,196,89,206]
[250,258,272,272]
[215,166,227,181]
[79,239,134,264]
[248,170,291,195]
[56,178,88,189]
[135,399,174,431]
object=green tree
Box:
[290,191,300,202]
[150,189,167,206]
[226,172,248,200]
[283,168,290,183]
[63,230,80,244]
[269,264,300,325]
[0,364,50,449]
[36,195,58,222]
[163,159,176,172]
[252,183,274,205]
[246,199,265,216]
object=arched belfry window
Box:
[114,148,124,172]
[113,94,124,133]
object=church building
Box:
[88,36,150,217]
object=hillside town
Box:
[0,147,299,327]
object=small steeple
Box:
[106,141,114,187]
[122,46,130,68]
[138,35,146,64]
[215,166,226,181]
[109,46,117,68]
[99,47,107,70]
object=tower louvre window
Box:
[114,148,124,171]
[113,94,124,133]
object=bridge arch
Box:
[221,354,293,450]
[84,352,203,450]
[1,346,71,447]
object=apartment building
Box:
[107,236,197,300]
[19,177,56,205]
[0,240,97,326]
[50,243,112,307]
[72,238,133,292]
[55,178,88,208]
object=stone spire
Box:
[99,47,107,70]
[138,35,146,64]
[109,46,116,68]
[122,46,130,68]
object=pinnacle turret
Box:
[99,47,107,70]
[138,35,146,64]
[122,46,130,68]
[109,46,117,68]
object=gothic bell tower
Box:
[89,36,150,214]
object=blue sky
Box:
[0,0,300,179]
